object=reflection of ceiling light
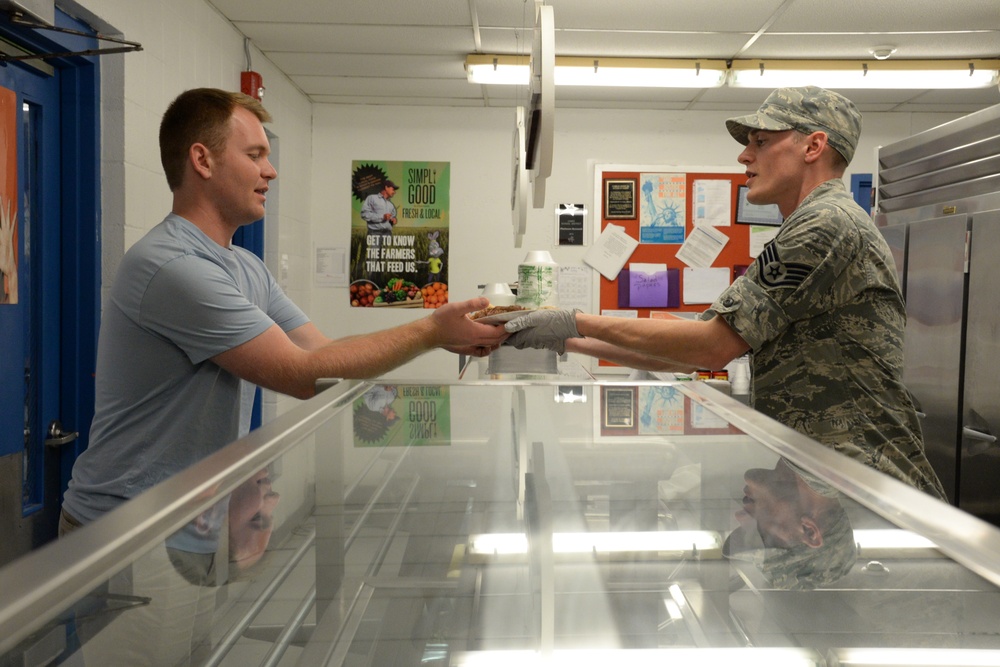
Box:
[466,55,728,88]
[467,529,936,560]
[468,530,722,558]
[830,647,1000,666]
[729,59,1000,90]
[453,647,823,667]
[467,55,1000,90]
[854,529,941,557]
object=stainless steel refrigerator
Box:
[877,104,1000,522]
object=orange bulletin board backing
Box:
[593,168,758,370]
[597,169,754,318]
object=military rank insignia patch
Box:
[756,242,811,288]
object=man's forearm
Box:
[574,312,747,370]
[565,337,696,372]
[311,318,440,381]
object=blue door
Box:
[0,11,100,546]
[233,218,265,430]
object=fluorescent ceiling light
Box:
[467,55,1000,90]
[466,55,727,88]
[555,57,727,88]
[466,55,530,85]
[729,59,1000,90]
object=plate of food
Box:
[468,304,535,325]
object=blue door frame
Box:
[232,219,264,430]
[0,11,101,511]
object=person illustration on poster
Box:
[360,179,399,236]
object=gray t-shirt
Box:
[63,214,309,526]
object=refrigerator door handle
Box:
[962,425,998,456]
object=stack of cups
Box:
[516,251,559,308]
[481,282,516,306]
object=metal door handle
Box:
[963,426,997,444]
[963,426,997,457]
[44,421,79,448]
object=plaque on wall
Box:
[604,178,637,220]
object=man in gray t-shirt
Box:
[62,212,310,528]
[62,89,509,532]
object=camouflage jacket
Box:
[707,179,946,499]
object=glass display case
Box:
[3,378,1000,667]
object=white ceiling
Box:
[208,0,1000,114]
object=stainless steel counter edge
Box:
[0,378,368,657]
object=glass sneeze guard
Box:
[3,378,1000,667]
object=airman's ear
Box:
[800,516,824,548]
[801,131,830,165]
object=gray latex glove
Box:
[503,308,581,354]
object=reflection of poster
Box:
[639,172,686,244]
[0,86,18,305]
[349,161,450,310]
[638,387,684,435]
[353,385,452,448]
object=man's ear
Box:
[801,131,830,165]
[800,516,824,548]
[189,142,213,180]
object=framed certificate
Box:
[735,185,783,226]
[604,178,637,220]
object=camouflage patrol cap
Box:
[726,86,862,164]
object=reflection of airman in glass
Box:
[724,458,856,590]
[228,468,281,573]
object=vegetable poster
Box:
[352,385,451,448]
[349,161,450,310]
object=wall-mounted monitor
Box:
[735,185,783,226]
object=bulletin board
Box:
[589,164,771,371]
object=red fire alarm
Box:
[241,71,264,101]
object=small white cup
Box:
[523,250,555,265]
[481,282,516,306]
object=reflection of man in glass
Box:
[723,458,856,590]
[229,467,281,573]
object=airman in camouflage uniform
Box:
[505,86,945,499]
[710,86,945,499]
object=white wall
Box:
[60,0,971,389]
[66,0,314,418]
[309,104,965,381]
